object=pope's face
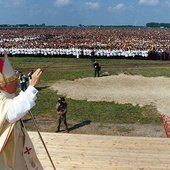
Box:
[0,79,18,94]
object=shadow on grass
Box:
[69,120,91,132]
[36,86,50,91]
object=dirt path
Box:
[51,73,170,116]
[25,118,165,138]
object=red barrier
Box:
[161,115,170,138]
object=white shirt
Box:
[3,86,38,123]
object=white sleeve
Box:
[7,86,38,123]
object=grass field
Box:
[11,57,170,125]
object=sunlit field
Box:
[12,57,170,124]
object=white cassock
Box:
[0,86,43,170]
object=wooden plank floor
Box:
[28,132,170,170]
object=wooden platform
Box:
[28,131,170,170]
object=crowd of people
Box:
[0,27,170,60]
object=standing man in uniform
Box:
[56,97,69,133]
[93,60,101,77]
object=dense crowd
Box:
[0,27,170,60]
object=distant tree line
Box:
[0,24,142,29]
[0,23,53,29]
[146,22,170,28]
[0,23,169,28]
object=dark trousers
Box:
[20,82,27,91]
[94,69,100,77]
[57,114,69,131]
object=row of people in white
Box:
[0,47,149,57]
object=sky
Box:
[0,0,170,26]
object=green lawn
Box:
[11,57,170,124]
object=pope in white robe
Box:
[0,52,43,169]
